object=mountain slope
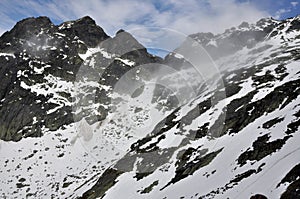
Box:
[80,16,300,199]
[0,16,163,198]
[0,15,300,199]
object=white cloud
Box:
[0,8,18,36]
[274,8,291,20]
[0,0,270,47]
[0,0,269,34]
[169,0,268,33]
[291,1,299,8]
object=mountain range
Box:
[0,14,299,199]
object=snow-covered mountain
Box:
[0,15,299,199]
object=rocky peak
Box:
[14,16,53,31]
[100,29,146,56]
[58,16,110,47]
[238,21,250,29]
[186,16,300,59]
[189,32,214,45]
[116,29,125,35]
[255,17,279,28]
[75,16,96,24]
[1,16,53,40]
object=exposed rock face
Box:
[0,15,300,199]
[0,16,160,141]
[59,16,109,47]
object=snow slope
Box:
[0,15,300,199]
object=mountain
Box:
[0,15,299,199]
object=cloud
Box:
[0,0,269,34]
[0,0,271,49]
[274,8,291,20]
[159,0,263,32]
[291,1,299,8]
[0,8,19,35]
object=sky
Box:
[0,0,299,53]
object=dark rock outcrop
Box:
[0,16,161,141]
